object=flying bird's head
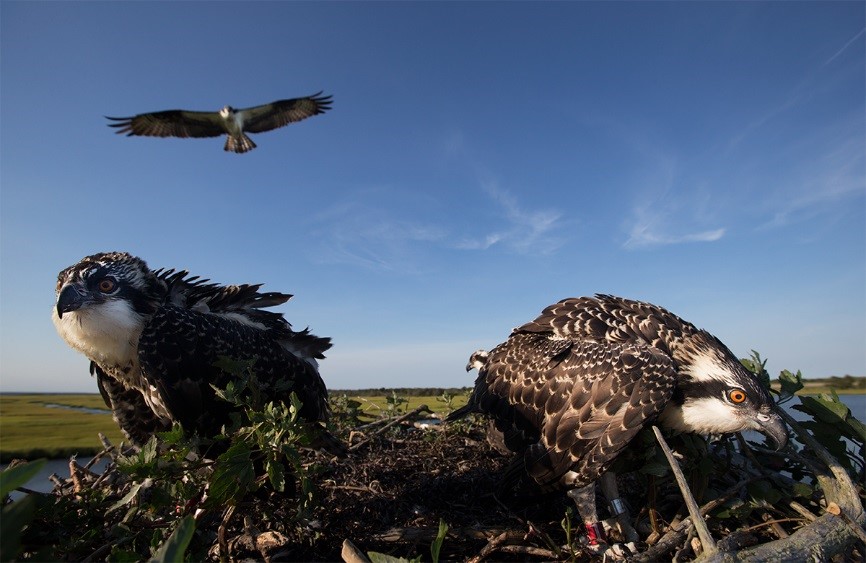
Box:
[219,105,236,119]
[660,333,788,449]
[53,252,163,367]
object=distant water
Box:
[43,403,111,415]
[5,457,112,497]
[4,395,864,496]
[788,393,864,421]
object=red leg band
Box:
[585,522,606,546]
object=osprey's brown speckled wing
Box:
[472,331,677,489]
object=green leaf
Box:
[106,481,146,514]
[846,415,866,444]
[266,459,286,493]
[795,392,865,447]
[741,351,770,389]
[639,461,670,477]
[111,548,143,563]
[778,370,803,402]
[0,459,46,498]
[747,480,782,505]
[213,356,255,376]
[790,481,815,499]
[149,515,195,563]
[157,423,186,445]
[430,519,449,563]
[206,442,255,507]
[0,495,36,561]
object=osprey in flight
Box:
[106,92,332,153]
[448,294,788,551]
[52,252,342,455]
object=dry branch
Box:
[348,404,432,451]
[653,426,718,555]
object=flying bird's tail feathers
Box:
[225,134,256,153]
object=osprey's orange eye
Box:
[729,389,747,404]
[97,278,117,293]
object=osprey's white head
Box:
[659,332,788,449]
[466,349,489,372]
[219,105,236,119]
[52,252,161,372]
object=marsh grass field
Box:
[0,392,469,462]
[0,381,861,462]
[0,394,125,461]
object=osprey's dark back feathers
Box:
[449,294,786,490]
[53,251,340,454]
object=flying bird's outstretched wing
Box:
[106,110,226,138]
[240,92,333,133]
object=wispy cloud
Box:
[825,27,866,66]
[761,133,865,230]
[455,233,504,251]
[727,93,805,150]
[622,155,727,250]
[625,225,725,249]
[456,181,565,254]
[309,179,568,272]
[308,199,447,272]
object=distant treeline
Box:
[803,375,866,389]
[330,387,472,397]
[332,376,866,397]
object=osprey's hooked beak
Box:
[56,284,86,318]
[756,410,788,450]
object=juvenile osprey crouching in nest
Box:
[52,251,343,456]
[106,91,332,153]
[448,294,788,554]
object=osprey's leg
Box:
[598,472,639,543]
[567,484,606,547]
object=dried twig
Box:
[653,426,718,555]
[632,477,758,562]
[349,405,432,451]
[467,530,526,563]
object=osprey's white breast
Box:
[51,299,145,384]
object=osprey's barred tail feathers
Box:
[225,133,257,153]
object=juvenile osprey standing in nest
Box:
[448,294,787,553]
[106,92,332,153]
[52,251,343,455]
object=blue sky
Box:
[1,2,863,393]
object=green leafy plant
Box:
[385,390,409,417]
[13,358,327,561]
[1,459,47,561]
[330,393,364,429]
[366,519,449,563]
